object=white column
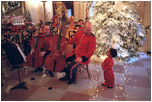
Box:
[143,1,151,52]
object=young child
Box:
[101,48,117,89]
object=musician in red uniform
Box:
[101,48,117,88]
[59,22,96,84]
[78,19,83,26]
[32,25,53,74]
[39,25,52,55]
[74,19,84,30]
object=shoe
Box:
[49,71,54,77]
[108,86,113,89]
[101,83,107,87]
[68,79,75,85]
[34,67,43,73]
[59,76,69,81]
[102,83,113,89]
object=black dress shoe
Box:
[49,71,54,77]
[108,86,113,89]
[34,67,43,73]
[68,79,75,85]
[59,76,69,81]
[102,83,113,89]
[101,83,107,87]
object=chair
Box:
[75,64,90,84]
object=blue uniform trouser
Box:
[64,54,82,80]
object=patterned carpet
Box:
[1,53,151,101]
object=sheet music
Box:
[16,44,26,62]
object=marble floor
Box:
[1,53,151,101]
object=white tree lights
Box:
[89,1,146,61]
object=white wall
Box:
[25,1,53,27]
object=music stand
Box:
[10,43,28,91]
[10,65,28,91]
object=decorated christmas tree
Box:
[88,1,146,61]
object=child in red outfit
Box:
[101,48,117,89]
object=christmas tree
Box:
[89,1,146,61]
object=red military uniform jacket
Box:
[67,30,96,64]
[40,34,52,51]
[30,34,52,51]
